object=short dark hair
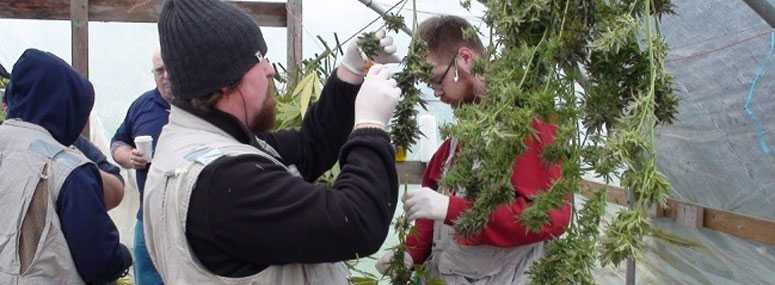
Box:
[172,79,239,113]
[418,15,484,61]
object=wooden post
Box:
[675,203,704,228]
[286,0,302,85]
[71,0,89,78]
[71,0,90,138]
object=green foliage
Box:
[273,36,343,188]
[358,32,383,60]
[384,13,407,34]
[116,276,133,285]
[350,276,379,285]
[383,204,413,285]
[0,77,7,123]
[528,191,607,285]
[274,72,322,130]
[460,0,472,11]
[599,209,650,266]
[431,0,681,283]
[390,37,433,151]
[357,1,433,152]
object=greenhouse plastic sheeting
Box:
[598,0,775,283]
[580,198,775,285]
[656,0,775,221]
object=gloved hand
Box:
[375,250,414,275]
[342,30,401,76]
[354,64,400,129]
[403,187,450,221]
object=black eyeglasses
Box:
[151,66,166,75]
[429,56,457,87]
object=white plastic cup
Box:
[134,135,154,162]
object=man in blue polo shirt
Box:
[111,50,171,285]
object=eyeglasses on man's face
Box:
[427,56,457,89]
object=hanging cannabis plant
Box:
[354,2,441,284]
[357,9,432,153]
[442,0,679,283]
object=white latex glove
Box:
[342,30,401,76]
[403,187,450,221]
[375,250,414,275]
[354,64,401,129]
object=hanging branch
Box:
[382,186,414,284]
[358,0,432,153]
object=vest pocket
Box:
[0,155,48,275]
[18,162,51,274]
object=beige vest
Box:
[0,119,89,285]
[143,106,349,284]
[425,138,544,285]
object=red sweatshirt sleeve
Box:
[444,120,571,247]
[404,139,452,265]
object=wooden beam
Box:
[286,0,302,84]
[71,0,89,138]
[580,179,775,246]
[580,180,628,205]
[0,0,288,27]
[703,207,775,246]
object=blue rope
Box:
[744,32,775,154]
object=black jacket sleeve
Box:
[57,164,132,284]
[256,70,359,181]
[186,128,397,277]
[73,136,124,185]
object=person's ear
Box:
[457,47,476,73]
[457,47,475,66]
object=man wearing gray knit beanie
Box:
[143,0,403,284]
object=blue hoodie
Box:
[5,49,132,284]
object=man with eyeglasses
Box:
[376,15,572,285]
[110,50,171,285]
[142,0,403,283]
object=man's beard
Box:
[451,70,479,108]
[251,80,277,133]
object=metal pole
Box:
[626,256,636,285]
[356,0,412,35]
[741,0,775,28]
[626,190,636,285]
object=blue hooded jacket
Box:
[5,49,132,284]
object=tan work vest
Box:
[0,119,89,285]
[143,106,349,284]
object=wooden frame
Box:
[0,0,303,137]
[0,0,302,81]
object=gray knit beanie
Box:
[158,0,268,100]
